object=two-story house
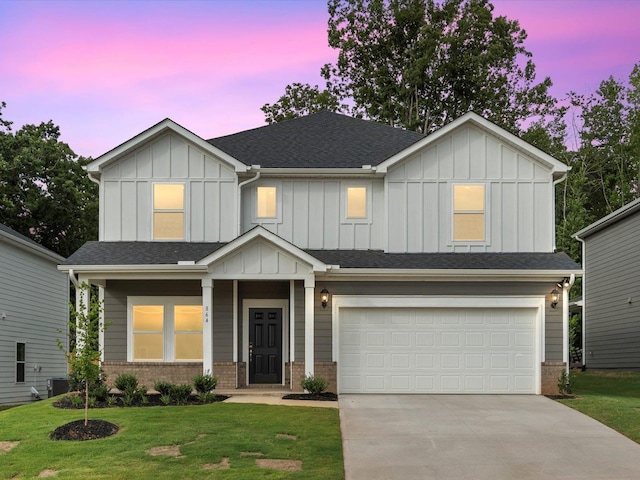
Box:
[60,111,580,395]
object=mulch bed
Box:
[50,420,119,441]
[282,392,338,401]
[546,394,576,400]
[53,393,229,409]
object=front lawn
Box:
[0,397,344,479]
[558,370,640,443]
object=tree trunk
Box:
[85,377,89,426]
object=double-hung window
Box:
[16,342,25,383]
[453,184,486,241]
[346,186,367,219]
[256,186,277,219]
[153,183,185,240]
[129,297,203,362]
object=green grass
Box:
[0,397,344,479]
[558,370,640,443]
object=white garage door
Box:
[339,307,537,394]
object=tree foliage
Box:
[0,102,98,257]
[261,82,344,124]
[264,0,561,135]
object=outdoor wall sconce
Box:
[320,288,330,309]
[550,288,559,309]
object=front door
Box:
[249,308,282,384]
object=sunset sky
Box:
[1,0,638,158]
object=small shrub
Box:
[558,369,572,395]
[114,373,138,392]
[170,384,193,405]
[193,373,217,395]
[88,396,97,408]
[106,396,117,407]
[199,392,216,404]
[154,380,173,396]
[160,394,172,405]
[70,394,83,407]
[91,384,110,402]
[300,375,328,395]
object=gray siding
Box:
[0,240,68,404]
[213,281,233,362]
[584,212,640,368]
[316,281,562,361]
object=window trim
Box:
[16,342,25,384]
[152,182,186,241]
[342,182,372,224]
[451,183,488,243]
[127,296,203,362]
[253,183,282,223]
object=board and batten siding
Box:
[584,212,640,369]
[241,179,385,250]
[386,125,553,253]
[316,281,562,362]
[0,241,68,404]
[101,133,237,242]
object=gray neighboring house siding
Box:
[575,199,640,369]
[0,224,68,404]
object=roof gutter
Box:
[320,268,582,281]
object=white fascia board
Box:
[251,167,380,177]
[319,268,582,282]
[58,264,208,274]
[86,118,248,176]
[573,197,640,240]
[0,231,65,263]
[376,112,568,175]
[197,226,327,272]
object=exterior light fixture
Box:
[320,288,330,309]
[550,288,559,309]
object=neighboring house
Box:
[60,111,580,395]
[574,198,640,369]
[0,223,68,404]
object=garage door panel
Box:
[339,307,537,394]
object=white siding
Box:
[387,125,553,253]
[0,240,68,404]
[242,179,385,250]
[101,133,237,242]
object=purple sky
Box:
[1,0,638,158]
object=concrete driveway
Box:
[339,395,640,479]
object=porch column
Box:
[290,280,296,388]
[562,283,570,374]
[202,279,213,374]
[75,275,91,350]
[304,277,315,377]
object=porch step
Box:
[217,388,293,397]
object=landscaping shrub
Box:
[301,375,328,395]
[114,373,146,406]
[558,370,572,395]
[90,384,110,402]
[114,373,138,392]
[193,373,217,395]
[153,380,173,396]
[170,384,193,405]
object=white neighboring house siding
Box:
[0,238,68,404]
[386,124,553,253]
[100,132,238,242]
[241,178,385,250]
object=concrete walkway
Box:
[222,394,337,408]
[339,395,640,480]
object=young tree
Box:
[58,284,104,426]
[0,102,98,257]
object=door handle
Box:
[249,342,253,363]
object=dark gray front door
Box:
[249,308,282,384]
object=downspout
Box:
[574,234,586,366]
[68,268,80,289]
[87,172,100,186]
[237,170,260,237]
[562,273,576,375]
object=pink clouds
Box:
[1,0,638,158]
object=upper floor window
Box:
[453,184,485,241]
[129,298,203,362]
[347,186,367,218]
[256,186,277,218]
[153,183,184,240]
[16,342,25,383]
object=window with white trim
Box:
[256,186,277,218]
[453,184,485,241]
[16,342,25,383]
[153,183,185,240]
[346,186,367,218]
[129,297,202,362]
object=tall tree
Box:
[264,0,561,136]
[261,82,344,124]
[0,103,98,257]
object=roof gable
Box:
[208,111,425,169]
[377,112,569,177]
[86,119,248,177]
[574,197,640,239]
[0,223,65,262]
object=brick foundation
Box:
[211,362,236,390]
[102,362,202,389]
[237,362,247,388]
[541,361,567,395]
[289,361,337,393]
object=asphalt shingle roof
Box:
[208,111,425,168]
[64,241,580,271]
